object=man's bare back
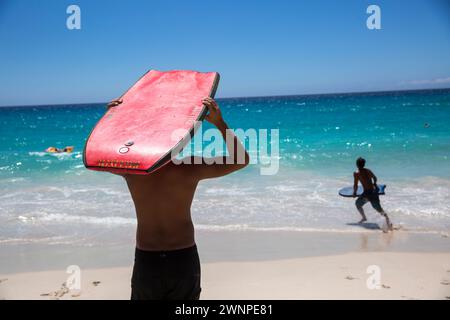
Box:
[353,167,376,192]
[124,162,198,250]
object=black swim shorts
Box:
[131,244,201,300]
[356,188,384,213]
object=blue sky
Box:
[0,0,449,106]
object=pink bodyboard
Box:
[83,70,220,174]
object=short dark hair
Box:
[356,157,366,169]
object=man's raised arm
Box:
[190,97,250,180]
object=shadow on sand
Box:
[346,222,381,230]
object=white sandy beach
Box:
[1,251,449,300]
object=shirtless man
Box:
[353,157,392,230]
[107,97,249,300]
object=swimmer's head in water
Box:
[356,157,366,169]
[46,146,73,153]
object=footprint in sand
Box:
[92,281,101,287]
[0,279,8,284]
[345,276,357,280]
[382,284,391,289]
[40,282,69,299]
[440,280,450,286]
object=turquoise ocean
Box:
[1,89,450,247]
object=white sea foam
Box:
[0,177,28,183]
[1,170,449,246]
[28,151,47,157]
[28,151,82,159]
[37,213,135,226]
[0,236,73,245]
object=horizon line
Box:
[1,87,449,108]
